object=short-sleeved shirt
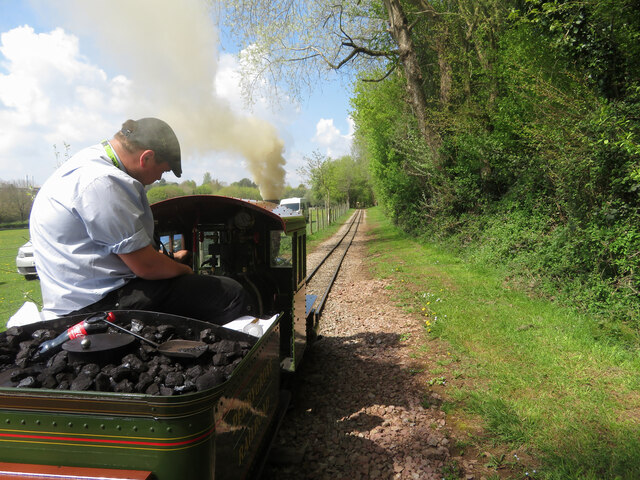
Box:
[30,142,154,318]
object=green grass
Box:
[0,229,42,328]
[365,206,640,479]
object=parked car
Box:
[16,241,37,279]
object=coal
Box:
[0,319,253,396]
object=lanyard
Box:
[101,140,121,169]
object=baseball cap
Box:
[120,118,182,177]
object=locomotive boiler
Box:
[0,195,313,479]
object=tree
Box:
[233,178,259,189]
[221,0,441,155]
[282,184,309,200]
[298,151,337,220]
[0,180,35,223]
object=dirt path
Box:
[263,211,493,480]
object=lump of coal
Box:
[17,376,39,388]
[37,373,58,390]
[130,318,145,334]
[155,325,175,342]
[121,354,145,373]
[196,370,224,391]
[135,372,154,393]
[174,380,196,394]
[114,379,134,393]
[185,365,203,380]
[159,385,174,396]
[164,372,184,388]
[46,351,69,375]
[94,372,111,392]
[80,363,100,378]
[199,329,216,344]
[71,373,94,391]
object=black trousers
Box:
[72,274,248,325]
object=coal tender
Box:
[0,195,312,479]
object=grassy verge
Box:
[0,228,42,327]
[365,206,640,480]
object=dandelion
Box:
[421,307,426,311]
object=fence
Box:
[306,203,349,235]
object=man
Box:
[30,117,247,324]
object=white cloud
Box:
[0,26,131,184]
[312,117,354,158]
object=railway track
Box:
[305,209,363,324]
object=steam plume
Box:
[53,0,286,200]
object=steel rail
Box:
[305,210,360,283]
[313,209,363,319]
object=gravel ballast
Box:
[264,211,492,480]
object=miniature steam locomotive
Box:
[0,195,314,479]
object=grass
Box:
[0,228,42,327]
[364,206,640,480]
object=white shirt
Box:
[30,142,154,318]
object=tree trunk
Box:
[383,0,441,160]
[437,25,452,107]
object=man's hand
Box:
[118,245,193,280]
[172,249,193,265]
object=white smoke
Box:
[49,0,286,199]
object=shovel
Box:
[104,313,208,359]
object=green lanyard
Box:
[101,140,121,169]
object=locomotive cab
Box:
[151,195,310,371]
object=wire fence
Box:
[307,203,349,235]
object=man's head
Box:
[115,118,182,178]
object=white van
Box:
[279,197,309,220]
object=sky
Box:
[0,0,355,199]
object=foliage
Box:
[297,151,375,208]
[220,0,393,102]
[0,181,37,224]
[216,184,262,200]
[349,0,640,326]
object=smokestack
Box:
[54,0,287,199]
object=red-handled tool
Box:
[32,313,109,360]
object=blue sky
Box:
[0,0,355,196]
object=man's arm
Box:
[118,245,193,280]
